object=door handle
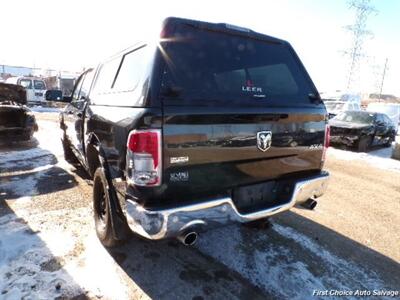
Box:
[66,111,73,115]
[76,112,83,118]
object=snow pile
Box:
[328,146,400,173]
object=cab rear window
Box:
[160,24,315,105]
[34,80,46,90]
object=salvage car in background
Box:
[329,110,396,152]
[0,82,38,142]
[367,102,400,133]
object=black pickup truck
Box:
[56,17,330,247]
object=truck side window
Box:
[376,114,385,124]
[33,80,46,90]
[72,75,85,102]
[112,45,147,92]
[19,79,32,89]
[383,115,392,125]
[79,70,94,100]
[91,57,121,95]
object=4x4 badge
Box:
[257,131,272,152]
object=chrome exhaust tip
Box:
[301,198,317,210]
[177,231,198,246]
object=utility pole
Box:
[378,58,388,102]
[344,0,377,92]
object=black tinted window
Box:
[161,24,315,105]
[79,70,94,99]
[113,46,148,92]
[334,111,375,124]
[376,114,385,123]
[34,80,46,90]
[383,115,392,125]
[72,75,85,101]
[92,57,121,95]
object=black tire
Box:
[21,132,33,141]
[61,136,76,162]
[242,218,273,230]
[93,168,120,247]
[385,136,394,147]
[357,136,372,152]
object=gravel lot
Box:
[0,111,399,299]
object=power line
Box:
[344,0,377,92]
[378,58,388,102]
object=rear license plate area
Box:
[233,180,293,213]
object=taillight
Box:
[126,129,162,186]
[322,124,330,163]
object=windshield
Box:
[34,80,46,90]
[325,102,345,111]
[333,111,374,124]
[19,79,32,89]
[161,24,315,105]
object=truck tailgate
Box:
[162,106,326,201]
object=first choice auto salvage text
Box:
[312,289,399,297]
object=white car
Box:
[6,76,47,104]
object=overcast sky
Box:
[1,0,399,95]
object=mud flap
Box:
[95,146,130,241]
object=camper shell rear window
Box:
[160,23,316,106]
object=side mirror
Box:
[63,96,72,103]
[45,90,63,101]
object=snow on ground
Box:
[0,208,130,299]
[29,106,61,113]
[196,224,392,300]
[328,144,400,173]
[0,121,66,199]
[0,213,81,299]
[0,119,131,299]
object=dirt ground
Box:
[0,112,399,299]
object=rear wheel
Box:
[357,136,372,152]
[21,132,33,141]
[385,136,394,147]
[93,168,120,247]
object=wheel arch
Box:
[87,132,129,241]
[86,133,101,178]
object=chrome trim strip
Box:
[125,172,329,240]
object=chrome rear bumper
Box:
[125,172,329,240]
